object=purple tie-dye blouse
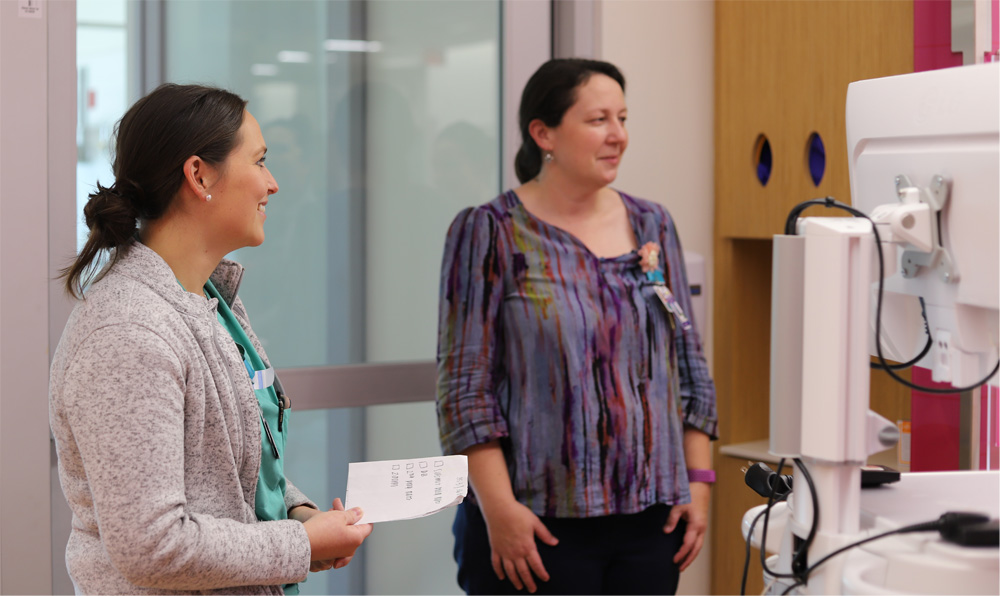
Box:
[436,190,717,518]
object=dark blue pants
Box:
[453,501,685,595]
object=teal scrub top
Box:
[205,280,300,595]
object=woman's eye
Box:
[256,157,267,167]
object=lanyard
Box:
[233,342,284,459]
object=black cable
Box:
[789,459,819,578]
[753,459,819,593]
[787,198,1000,394]
[784,196,837,236]
[740,506,770,595]
[758,459,790,580]
[758,459,803,583]
[867,212,1000,392]
[870,297,932,371]
[793,525,920,588]
[778,512,991,593]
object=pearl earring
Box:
[544,151,553,163]
[205,194,212,202]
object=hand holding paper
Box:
[344,455,468,524]
[300,501,372,564]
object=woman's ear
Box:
[181,155,217,202]
[528,119,554,153]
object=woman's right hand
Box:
[301,505,373,563]
[481,500,558,593]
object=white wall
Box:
[600,0,715,366]
[599,2,715,594]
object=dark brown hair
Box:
[514,58,626,184]
[62,83,248,298]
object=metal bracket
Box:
[895,174,957,283]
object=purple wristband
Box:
[688,468,716,484]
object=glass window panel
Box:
[162,2,500,594]
[164,0,500,369]
[360,4,499,593]
[365,0,500,364]
[76,0,129,252]
[166,0,357,369]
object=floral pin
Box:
[638,241,665,284]
[638,242,659,273]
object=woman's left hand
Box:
[663,482,711,572]
[290,499,358,572]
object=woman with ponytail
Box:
[50,84,371,595]
[436,59,717,594]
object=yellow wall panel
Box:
[715,1,913,240]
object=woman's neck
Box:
[139,216,223,295]
[517,170,612,221]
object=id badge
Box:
[647,271,692,332]
[235,343,276,390]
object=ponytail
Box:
[514,143,543,184]
[61,183,139,298]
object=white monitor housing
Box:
[847,62,999,386]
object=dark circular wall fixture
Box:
[807,131,826,186]
[753,134,772,186]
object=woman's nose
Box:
[267,169,279,194]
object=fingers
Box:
[502,558,523,591]
[533,518,559,547]
[484,503,552,591]
[344,507,364,525]
[526,551,550,583]
[676,529,704,571]
[514,558,538,593]
[310,554,353,573]
[680,537,704,572]
[332,498,344,511]
[495,548,547,593]
[672,530,694,565]
[355,522,374,539]
[672,517,706,570]
[302,507,372,562]
[302,546,371,573]
[491,551,505,581]
[663,505,685,534]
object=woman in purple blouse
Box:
[436,58,718,595]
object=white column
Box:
[1,0,53,592]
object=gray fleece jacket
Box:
[50,241,315,595]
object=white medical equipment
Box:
[747,63,999,594]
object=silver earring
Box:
[544,151,553,163]
[205,194,212,202]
